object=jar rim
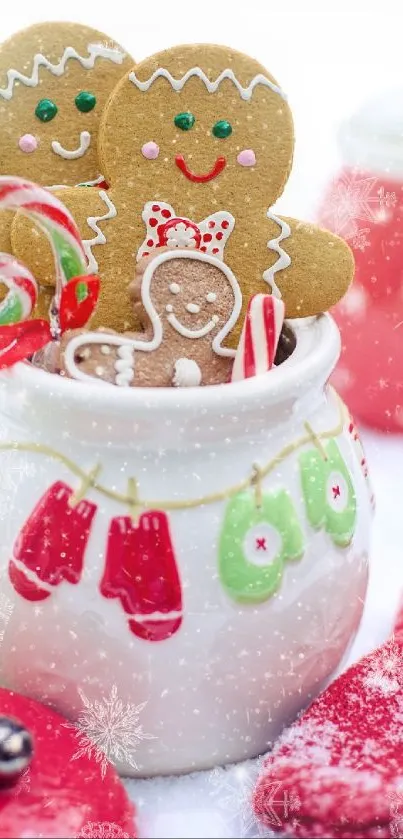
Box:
[0,314,340,421]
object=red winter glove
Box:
[254,605,403,839]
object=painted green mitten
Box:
[300,439,357,548]
[218,490,304,604]
[324,439,356,547]
[299,449,326,530]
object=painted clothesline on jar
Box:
[0,393,345,511]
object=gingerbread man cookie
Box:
[12,44,354,338]
[0,21,133,256]
[59,250,242,387]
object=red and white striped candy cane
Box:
[0,176,87,301]
[231,293,285,382]
[0,255,38,325]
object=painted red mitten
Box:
[0,687,136,838]
[9,481,96,601]
[254,608,403,838]
[100,511,182,642]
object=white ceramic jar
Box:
[0,314,371,776]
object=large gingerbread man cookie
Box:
[0,21,133,254]
[12,44,353,337]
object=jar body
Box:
[0,317,372,776]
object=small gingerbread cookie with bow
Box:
[59,249,242,387]
[12,43,353,339]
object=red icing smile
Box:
[175,154,226,183]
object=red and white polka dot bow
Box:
[137,201,235,261]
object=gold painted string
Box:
[0,391,346,512]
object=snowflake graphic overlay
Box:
[64,685,155,778]
[389,789,403,838]
[0,444,37,542]
[321,172,396,250]
[209,759,300,837]
[0,592,14,648]
[76,821,132,839]
[12,766,31,798]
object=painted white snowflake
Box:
[208,759,296,837]
[64,685,155,778]
[75,822,131,839]
[321,172,397,246]
[363,639,402,695]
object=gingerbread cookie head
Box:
[132,249,242,353]
[99,44,294,209]
[0,22,133,186]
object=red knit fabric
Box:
[254,624,403,839]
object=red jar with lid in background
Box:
[317,90,403,432]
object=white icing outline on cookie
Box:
[129,68,286,101]
[63,250,242,385]
[82,190,117,273]
[0,44,126,101]
[263,210,291,298]
[52,130,91,160]
[167,312,219,338]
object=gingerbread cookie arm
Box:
[263,214,354,318]
[11,187,116,320]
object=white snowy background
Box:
[2,1,403,836]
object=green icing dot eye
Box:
[75,91,96,113]
[174,112,195,131]
[212,120,232,138]
[35,99,58,122]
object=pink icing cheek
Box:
[237,149,256,167]
[142,141,160,160]
[18,134,38,153]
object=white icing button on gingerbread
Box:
[186,303,200,314]
[114,345,135,387]
[101,345,112,355]
[173,358,202,387]
[206,292,216,303]
[169,283,181,295]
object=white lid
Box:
[339,89,403,177]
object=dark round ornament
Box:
[0,716,33,783]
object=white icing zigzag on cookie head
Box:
[0,44,126,101]
[129,67,286,101]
